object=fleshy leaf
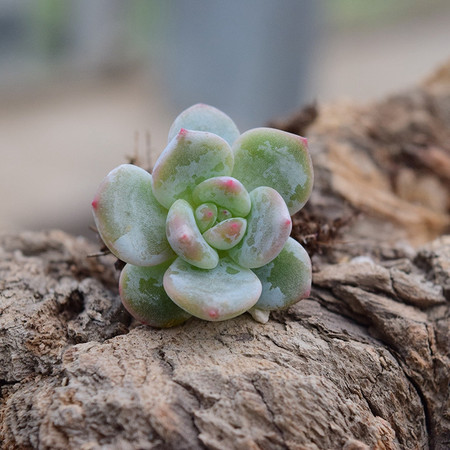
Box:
[203,218,247,250]
[195,203,218,232]
[152,129,234,209]
[168,103,240,146]
[166,199,219,269]
[231,128,314,215]
[251,237,311,313]
[163,257,262,321]
[217,208,232,222]
[229,187,292,269]
[248,308,270,324]
[192,176,251,217]
[92,164,173,266]
[119,261,191,328]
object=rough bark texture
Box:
[1,63,449,449]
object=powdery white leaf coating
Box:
[192,176,251,217]
[252,237,311,312]
[231,128,314,215]
[168,103,240,146]
[152,129,234,209]
[92,164,173,266]
[229,187,292,269]
[119,261,191,328]
[195,203,218,233]
[203,218,247,250]
[166,199,219,270]
[163,257,262,321]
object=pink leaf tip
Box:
[207,308,219,319]
[299,136,308,146]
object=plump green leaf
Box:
[229,187,292,269]
[217,208,232,222]
[168,103,240,146]
[192,176,251,217]
[231,128,313,215]
[203,218,247,250]
[152,129,234,209]
[166,199,219,269]
[92,164,173,266]
[195,203,218,232]
[163,257,262,321]
[119,261,191,328]
[251,237,311,313]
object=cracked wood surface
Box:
[1,62,450,449]
[0,231,448,449]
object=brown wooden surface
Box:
[1,62,449,449]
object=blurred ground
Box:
[0,2,449,238]
[313,5,450,102]
[0,72,172,235]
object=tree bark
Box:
[1,62,449,449]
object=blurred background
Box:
[1,0,449,238]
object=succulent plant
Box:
[92,104,313,327]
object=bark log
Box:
[1,62,449,449]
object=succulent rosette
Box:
[92,104,313,327]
